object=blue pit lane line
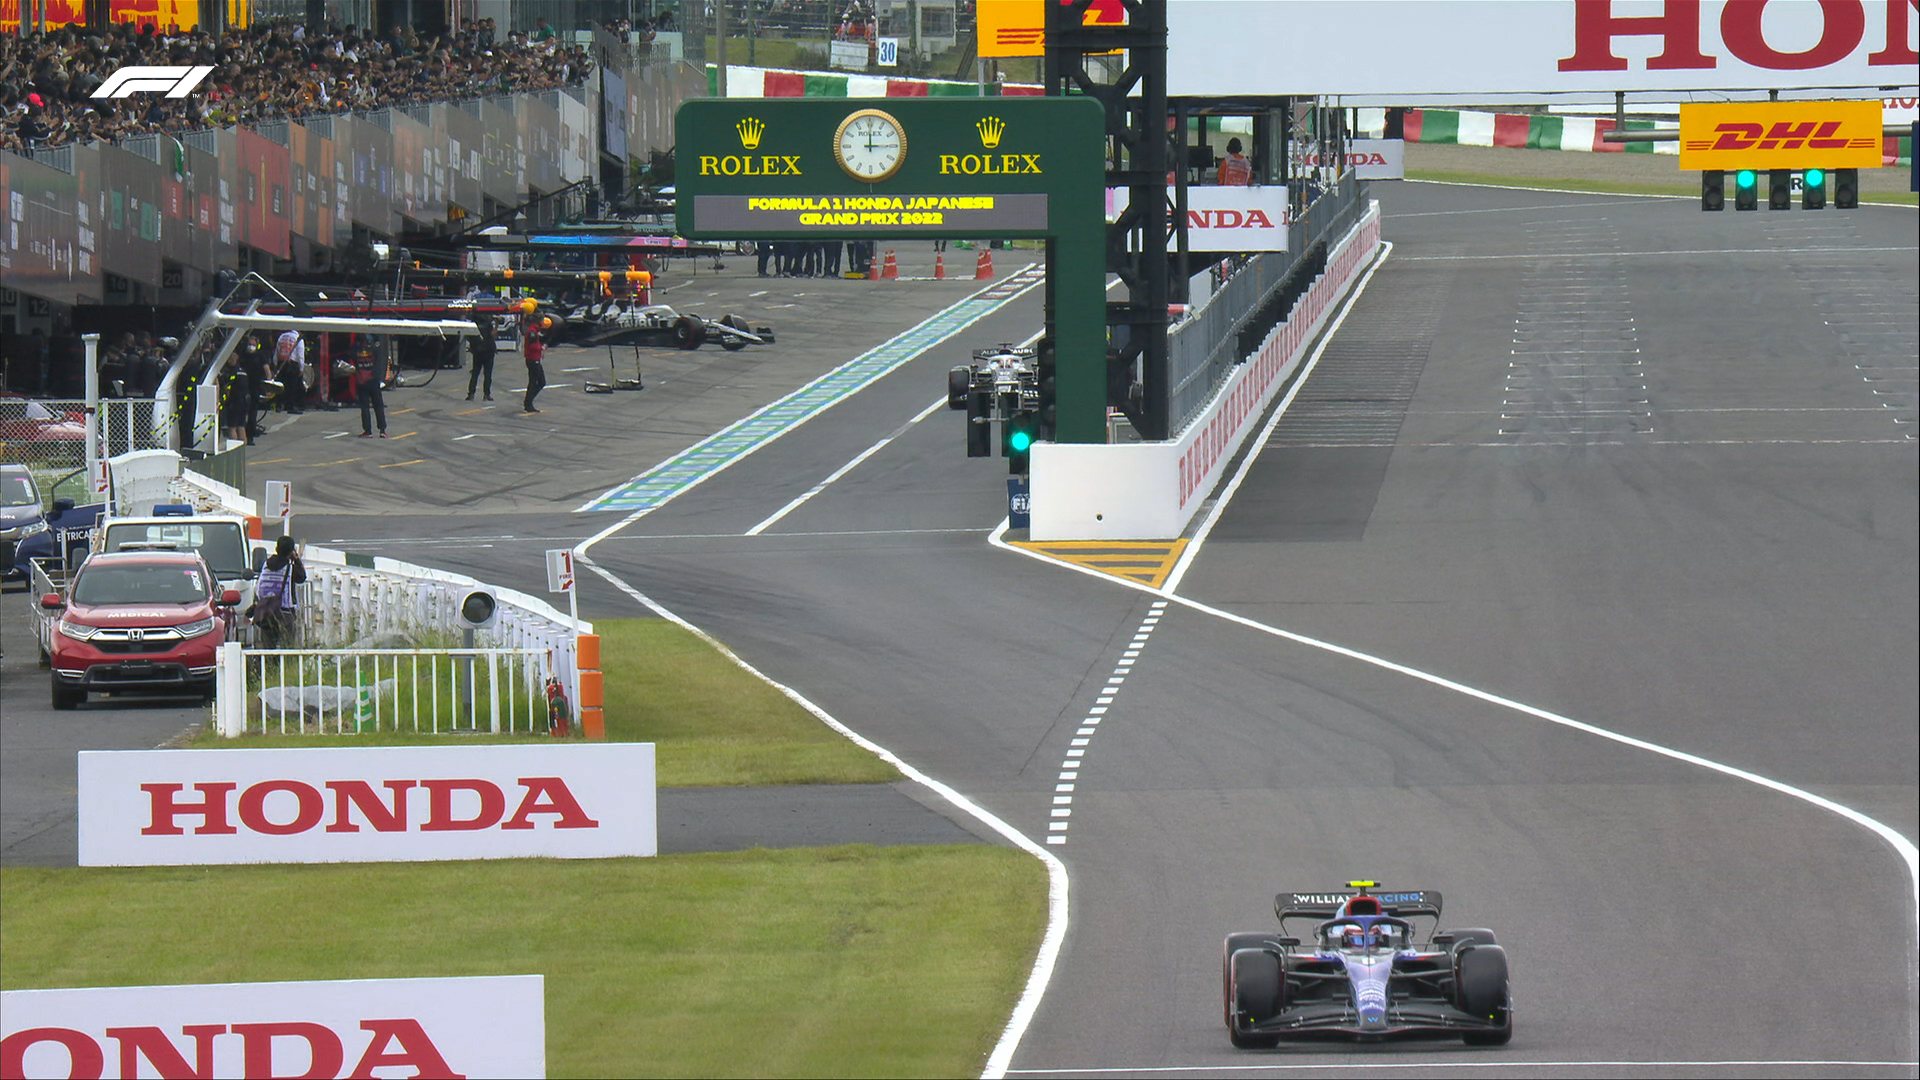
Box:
[574,264,1047,513]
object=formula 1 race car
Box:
[547,300,774,351]
[1221,881,1512,1047]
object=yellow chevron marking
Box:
[1011,539,1188,589]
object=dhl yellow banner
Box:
[978,0,1125,59]
[1679,101,1882,170]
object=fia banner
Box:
[1,976,544,1079]
[78,743,656,866]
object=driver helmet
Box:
[1343,923,1387,949]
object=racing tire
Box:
[1444,928,1498,951]
[1455,945,1513,1046]
[51,680,85,710]
[949,366,974,410]
[1226,948,1284,1049]
[719,315,751,351]
[673,316,706,350]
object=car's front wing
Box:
[1247,1000,1505,1040]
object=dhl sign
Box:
[978,0,1125,58]
[1678,101,1882,170]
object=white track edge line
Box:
[1163,239,1394,595]
[577,555,1066,1080]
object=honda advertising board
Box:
[1,975,544,1079]
[1107,185,1291,252]
[1293,139,1404,180]
[1168,0,1919,100]
[77,744,656,867]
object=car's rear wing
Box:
[1274,890,1444,925]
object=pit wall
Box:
[1028,201,1381,542]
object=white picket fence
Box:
[216,645,562,737]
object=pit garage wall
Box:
[1029,202,1382,542]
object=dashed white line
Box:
[1045,599,1168,848]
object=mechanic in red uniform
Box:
[521,320,547,414]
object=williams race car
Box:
[1221,881,1512,1047]
[546,300,774,351]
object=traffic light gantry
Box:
[1704,168,1855,212]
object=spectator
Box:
[0,17,592,153]
[251,534,307,648]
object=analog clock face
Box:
[834,109,907,183]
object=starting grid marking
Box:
[1047,599,1168,846]
[576,264,1047,513]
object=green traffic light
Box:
[1804,168,1825,188]
[1009,430,1034,453]
[1736,170,1757,188]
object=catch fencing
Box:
[216,645,563,738]
[1168,171,1369,434]
[2,398,162,475]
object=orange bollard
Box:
[881,249,899,279]
[575,635,605,739]
[934,252,945,279]
[974,247,994,279]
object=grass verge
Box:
[0,845,1046,1079]
[1407,168,1920,206]
[191,619,899,787]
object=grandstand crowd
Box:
[1,16,594,153]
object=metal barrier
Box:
[217,646,560,737]
[1167,171,1369,434]
[168,463,259,518]
[3,398,162,477]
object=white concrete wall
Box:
[1028,202,1382,541]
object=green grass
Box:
[194,619,899,787]
[1407,168,1920,205]
[597,619,897,786]
[0,845,1046,1079]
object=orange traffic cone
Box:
[934,252,945,279]
[974,247,994,279]
[881,249,899,279]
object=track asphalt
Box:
[4,182,1914,1078]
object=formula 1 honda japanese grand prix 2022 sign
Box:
[76,744,656,866]
[1,975,544,1079]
